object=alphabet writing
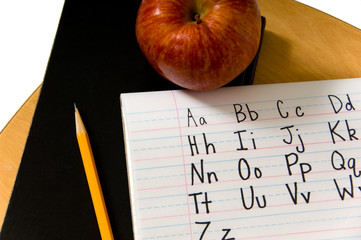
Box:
[122,79,361,240]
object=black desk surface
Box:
[0,1,262,239]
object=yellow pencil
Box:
[74,105,114,240]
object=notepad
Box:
[120,78,361,240]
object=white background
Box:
[296,0,361,30]
[0,0,64,131]
[0,0,360,131]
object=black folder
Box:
[0,2,264,239]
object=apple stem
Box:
[194,13,202,24]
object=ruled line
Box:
[171,90,193,240]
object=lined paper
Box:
[121,78,361,240]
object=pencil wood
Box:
[74,105,114,240]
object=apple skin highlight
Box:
[136,0,262,91]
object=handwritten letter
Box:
[121,78,361,240]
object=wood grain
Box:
[0,0,360,228]
[0,85,41,227]
[255,0,361,84]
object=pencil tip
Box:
[74,103,77,112]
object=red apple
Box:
[135,0,262,91]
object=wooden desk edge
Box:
[0,84,42,229]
